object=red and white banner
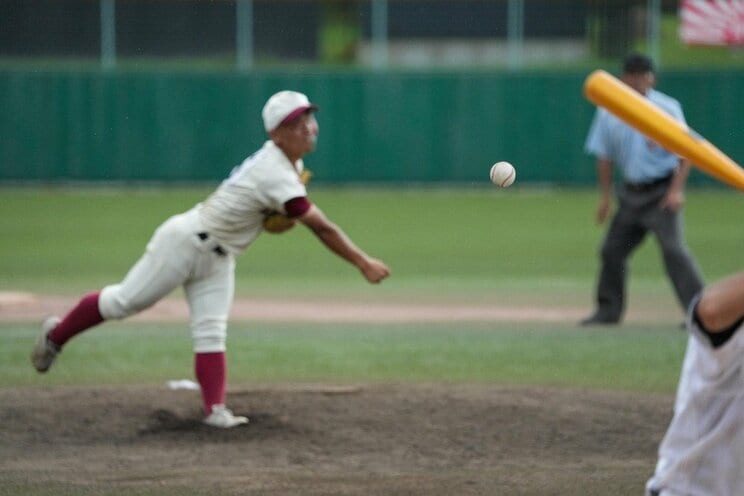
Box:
[680,0,744,45]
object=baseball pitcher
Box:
[31,90,390,428]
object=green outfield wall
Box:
[1,69,741,185]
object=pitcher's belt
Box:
[197,232,227,256]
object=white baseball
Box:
[490,161,516,187]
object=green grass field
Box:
[1,186,742,393]
[2,186,742,293]
[1,322,686,393]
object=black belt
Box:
[623,174,672,193]
[197,232,227,256]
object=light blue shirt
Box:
[585,88,685,183]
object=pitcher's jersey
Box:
[646,305,744,496]
[197,140,307,254]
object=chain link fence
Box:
[2,0,740,71]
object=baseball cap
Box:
[262,90,318,132]
[623,53,654,74]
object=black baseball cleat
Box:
[579,314,620,326]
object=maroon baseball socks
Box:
[194,351,227,415]
[47,291,105,347]
[44,293,237,424]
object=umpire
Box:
[580,53,704,326]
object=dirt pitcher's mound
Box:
[0,384,672,495]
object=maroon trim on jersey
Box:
[284,196,312,218]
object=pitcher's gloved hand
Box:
[262,213,296,233]
[262,168,312,234]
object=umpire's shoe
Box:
[31,316,61,373]
[579,313,619,326]
[203,404,249,428]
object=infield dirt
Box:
[0,293,675,495]
[0,383,670,496]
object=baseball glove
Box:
[299,169,312,185]
[262,212,296,233]
[261,168,312,234]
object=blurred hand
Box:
[596,197,612,224]
[660,189,684,212]
[360,258,390,284]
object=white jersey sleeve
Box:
[197,140,308,254]
[646,304,744,496]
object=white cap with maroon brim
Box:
[262,90,319,132]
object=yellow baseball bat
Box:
[583,69,744,191]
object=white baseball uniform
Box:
[646,300,744,496]
[98,140,308,352]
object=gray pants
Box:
[593,181,704,321]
